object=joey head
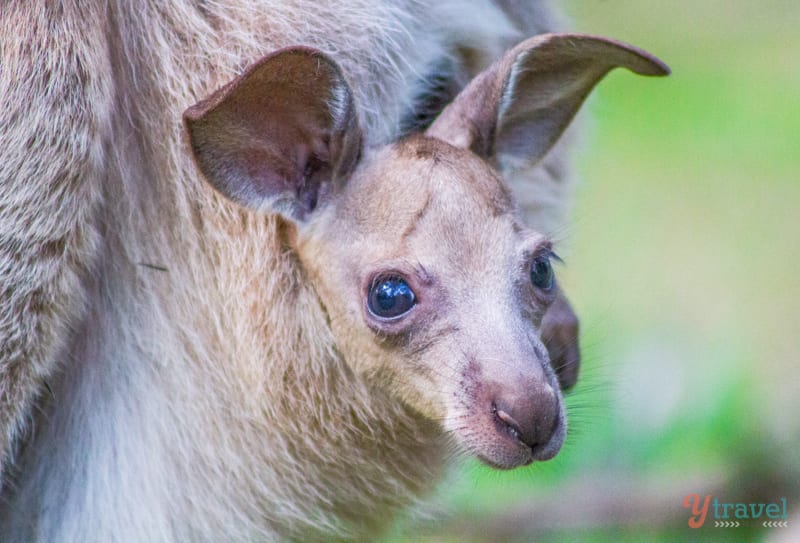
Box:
[185,34,668,469]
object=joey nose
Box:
[493,384,559,452]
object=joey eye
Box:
[368,277,416,319]
[530,254,554,291]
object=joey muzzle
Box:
[462,336,565,469]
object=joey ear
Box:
[426,33,669,173]
[541,288,580,391]
[184,47,362,220]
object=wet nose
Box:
[493,382,559,453]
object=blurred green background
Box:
[395,1,800,541]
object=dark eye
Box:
[530,255,554,291]
[368,277,416,319]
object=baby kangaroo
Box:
[185,34,668,471]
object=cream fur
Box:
[0,1,572,540]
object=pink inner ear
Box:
[240,148,298,198]
[184,47,362,218]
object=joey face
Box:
[298,137,566,467]
[184,35,668,469]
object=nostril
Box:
[494,406,523,441]
[492,393,558,450]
